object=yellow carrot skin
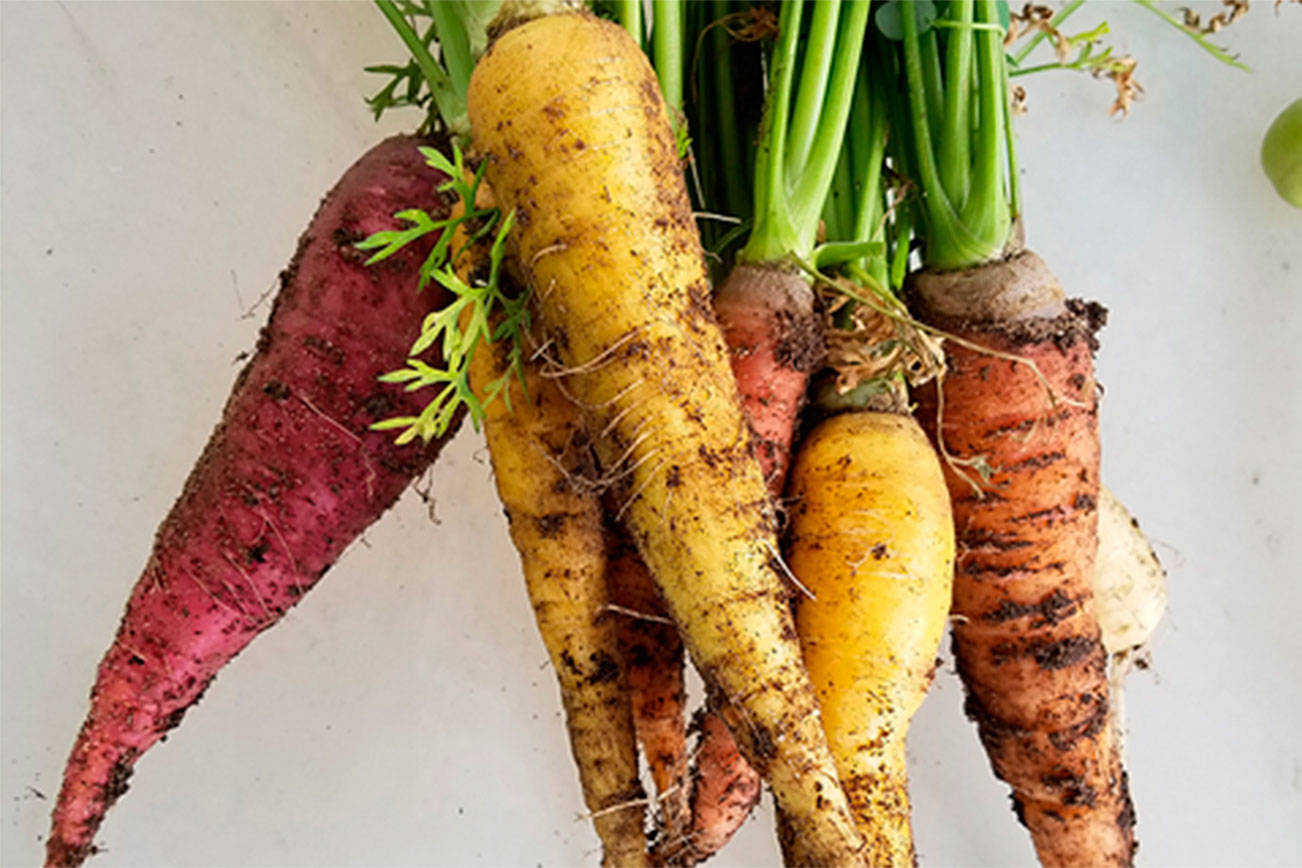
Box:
[468,12,865,865]
[786,412,955,866]
[469,337,647,868]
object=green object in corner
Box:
[1262,98,1302,209]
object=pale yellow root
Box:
[785,412,955,867]
[469,318,647,868]
[468,12,865,866]
[1094,485,1167,754]
[1094,486,1167,658]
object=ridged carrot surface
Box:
[915,265,1135,866]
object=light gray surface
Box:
[2,3,1300,866]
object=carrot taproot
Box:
[658,5,875,860]
[910,250,1135,867]
[603,539,691,849]
[465,9,865,864]
[45,134,463,867]
[430,182,651,865]
[784,410,954,866]
[467,316,648,867]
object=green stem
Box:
[919,27,945,149]
[427,1,474,100]
[784,0,842,182]
[653,0,685,121]
[740,0,803,264]
[961,0,1008,244]
[849,69,887,285]
[888,200,913,290]
[787,0,870,256]
[614,0,642,43]
[823,144,854,244]
[938,0,974,211]
[899,4,958,255]
[376,0,465,135]
[1003,59,1021,220]
[692,3,719,250]
[712,0,747,220]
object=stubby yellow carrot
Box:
[785,411,954,866]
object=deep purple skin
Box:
[46,134,462,867]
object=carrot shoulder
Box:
[912,250,1135,867]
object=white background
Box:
[2,3,1300,866]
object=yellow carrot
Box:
[466,9,865,864]
[785,411,954,866]
[468,327,648,867]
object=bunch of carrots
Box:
[46,1,1262,866]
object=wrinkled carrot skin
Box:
[46,135,462,867]
[468,13,865,865]
[604,538,690,849]
[914,278,1135,867]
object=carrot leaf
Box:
[356,141,528,442]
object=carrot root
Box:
[911,249,1135,868]
[46,135,462,867]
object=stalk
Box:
[899,0,1014,270]
[613,0,642,42]
[653,0,685,125]
[784,1,842,182]
[711,0,748,222]
[741,0,870,265]
[938,0,974,210]
[376,0,466,137]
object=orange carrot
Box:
[911,251,1135,867]
[603,536,690,849]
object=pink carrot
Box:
[46,134,462,867]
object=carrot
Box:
[784,410,953,866]
[465,8,865,864]
[653,6,876,860]
[675,709,764,866]
[881,4,1137,862]
[709,0,869,489]
[676,22,920,861]
[603,539,691,849]
[467,313,648,867]
[911,259,1132,865]
[45,134,464,867]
